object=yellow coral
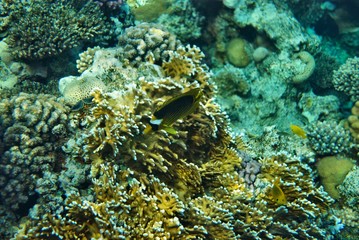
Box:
[292,51,315,84]
[226,38,251,67]
[348,100,359,142]
[316,156,354,199]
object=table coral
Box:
[5,0,112,60]
[0,93,70,211]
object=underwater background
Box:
[0,0,358,239]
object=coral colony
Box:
[94,0,124,10]
[0,0,359,239]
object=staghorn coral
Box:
[5,0,112,60]
[0,93,70,211]
[117,22,181,66]
[306,120,353,156]
[333,57,359,101]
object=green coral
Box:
[317,156,355,199]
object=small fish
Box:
[71,96,94,111]
[144,88,203,134]
[271,178,287,205]
[290,124,306,139]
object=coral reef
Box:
[226,38,251,68]
[348,100,359,142]
[0,93,70,211]
[156,0,204,42]
[118,22,181,66]
[298,90,341,123]
[94,0,124,10]
[333,57,359,101]
[76,46,102,74]
[306,120,353,156]
[223,0,320,52]
[1,1,357,238]
[129,0,173,21]
[5,0,112,60]
[292,51,316,84]
[316,156,355,199]
[338,168,359,207]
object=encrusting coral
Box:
[5,0,112,60]
[0,93,70,211]
[317,156,355,199]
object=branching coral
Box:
[307,120,353,156]
[5,0,112,60]
[17,164,187,239]
[9,19,341,239]
[76,46,102,74]
[333,57,359,101]
[0,93,70,211]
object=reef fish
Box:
[271,178,287,205]
[144,88,203,134]
[290,124,306,139]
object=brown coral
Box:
[0,93,70,211]
[5,0,111,60]
[117,23,181,66]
